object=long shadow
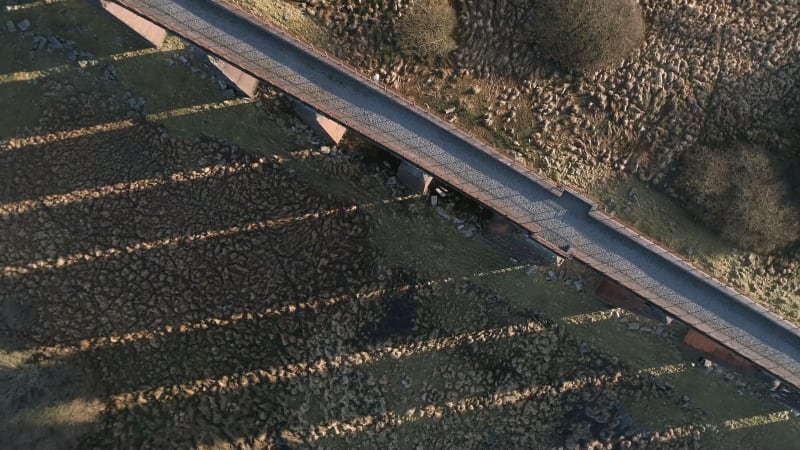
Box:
[1,0,153,66]
[66,311,672,449]
[1,207,373,347]
[73,315,560,447]
[0,161,300,266]
[1,121,186,204]
[3,262,561,447]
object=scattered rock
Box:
[16,19,30,32]
[47,36,63,49]
[32,35,47,50]
[103,64,119,81]
[128,97,145,111]
[460,225,476,238]
[747,253,757,266]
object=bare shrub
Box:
[678,144,800,254]
[529,0,645,72]
[722,149,800,253]
[396,0,458,60]
[678,145,734,220]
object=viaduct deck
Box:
[112,0,800,388]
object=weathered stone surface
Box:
[1,79,698,450]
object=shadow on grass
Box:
[2,0,153,62]
[0,80,43,139]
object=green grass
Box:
[0,0,294,151]
[0,80,42,138]
[158,101,290,151]
[593,175,800,325]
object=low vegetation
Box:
[678,144,800,254]
[528,0,645,71]
[396,0,457,60]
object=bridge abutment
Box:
[292,101,347,145]
[207,55,260,97]
[397,161,434,195]
[98,1,167,47]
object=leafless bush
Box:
[679,144,800,254]
[529,0,645,72]
[396,0,458,60]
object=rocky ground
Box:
[0,77,705,448]
[4,2,800,448]
[231,0,800,325]
[287,0,800,184]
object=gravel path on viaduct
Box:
[114,0,800,386]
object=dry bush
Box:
[396,0,458,60]
[679,144,800,254]
[678,145,734,219]
[529,0,645,72]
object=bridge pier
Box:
[207,55,260,97]
[397,161,434,195]
[292,101,347,145]
[98,1,167,47]
[683,329,757,375]
[595,278,672,324]
[484,214,564,266]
